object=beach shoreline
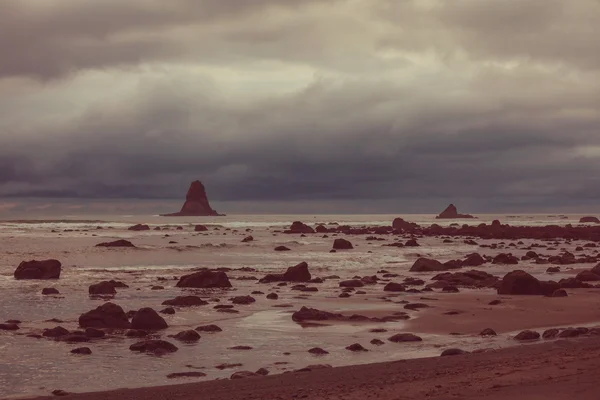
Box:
[18,336,600,400]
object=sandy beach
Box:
[21,336,600,400]
[2,213,600,399]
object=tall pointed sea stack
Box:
[435,204,474,219]
[162,180,223,216]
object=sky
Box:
[1,0,600,215]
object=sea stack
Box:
[435,204,474,219]
[162,180,223,217]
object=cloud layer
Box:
[1,0,600,212]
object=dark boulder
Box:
[171,330,201,342]
[283,262,311,282]
[514,330,540,341]
[176,270,232,288]
[441,348,469,356]
[95,240,135,248]
[333,238,353,250]
[497,270,542,295]
[162,296,208,307]
[14,259,61,280]
[231,296,256,305]
[129,340,178,354]
[79,303,131,329]
[409,258,449,272]
[195,324,222,333]
[286,221,315,234]
[128,224,150,231]
[42,288,60,295]
[383,282,406,292]
[131,308,168,330]
[492,253,519,265]
[388,333,423,343]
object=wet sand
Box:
[22,336,600,400]
[405,290,600,334]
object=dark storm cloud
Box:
[0,0,599,212]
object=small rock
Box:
[71,347,92,355]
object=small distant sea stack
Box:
[435,204,474,219]
[162,180,224,217]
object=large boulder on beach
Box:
[497,270,542,295]
[388,333,423,343]
[575,270,600,281]
[95,240,135,248]
[283,262,311,282]
[79,302,131,329]
[435,204,474,219]
[89,281,116,295]
[492,253,519,265]
[128,224,150,231]
[333,239,353,250]
[129,340,178,354]
[176,270,232,288]
[463,253,485,267]
[409,258,449,272]
[580,216,600,223]
[292,307,344,322]
[162,180,222,217]
[392,218,418,231]
[14,260,61,280]
[131,308,168,330]
[162,296,208,307]
[286,221,315,234]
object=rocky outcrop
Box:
[79,303,131,329]
[435,204,474,219]
[176,270,232,288]
[14,260,61,280]
[162,180,222,217]
[580,216,600,223]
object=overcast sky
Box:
[1,0,599,214]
